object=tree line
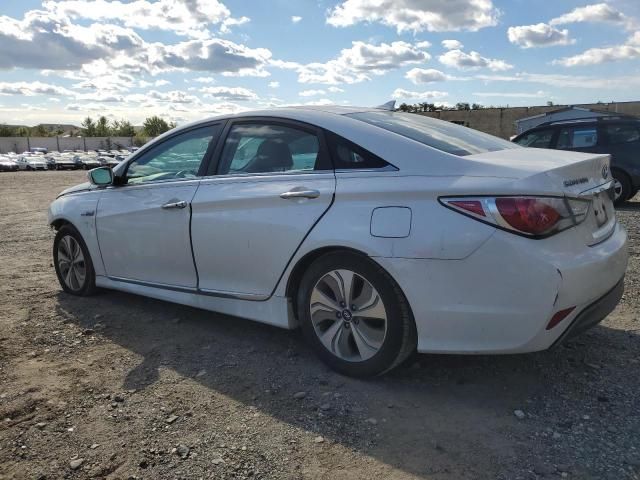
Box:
[0,115,177,139]
[397,102,486,113]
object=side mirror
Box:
[88,167,113,186]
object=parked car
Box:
[512,116,640,204]
[98,156,121,168]
[76,155,102,170]
[53,154,80,170]
[16,154,47,170]
[30,147,48,154]
[0,156,19,171]
[48,106,627,377]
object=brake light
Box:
[440,196,590,238]
[495,198,560,235]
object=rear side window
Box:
[326,132,392,170]
[557,127,598,149]
[217,122,328,175]
[347,111,518,157]
[515,129,555,148]
[605,124,640,144]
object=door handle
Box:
[280,188,320,200]
[161,200,188,209]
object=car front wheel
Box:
[297,251,416,377]
[53,225,97,296]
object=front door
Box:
[96,124,221,288]
[191,120,335,298]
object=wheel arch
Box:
[284,246,414,325]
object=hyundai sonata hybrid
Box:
[48,105,628,376]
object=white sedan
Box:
[48,106,628,376]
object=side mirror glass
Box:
[88,167,113,186]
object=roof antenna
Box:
[375,100,396,111]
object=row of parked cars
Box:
[0,148,137,172]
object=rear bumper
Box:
[375,221,628,354]
[553,278,624,346]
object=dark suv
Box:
[512,116,640,204]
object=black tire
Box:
[612,169,632,206]
[53,225,97,296]
[297,251,417,377]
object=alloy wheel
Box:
[57,235,86,292]
[310,269,388,362]
[613,178,623,202]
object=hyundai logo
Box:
[342,309,353,322]
[602,165,610,179]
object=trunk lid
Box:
[465,148,615,245]
[464,148,611,195]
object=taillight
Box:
[440,196,590,238]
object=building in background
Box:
[419,101,640,139]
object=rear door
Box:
[190,119,335,298]
[555,124,601,154]
[602,122,640,168]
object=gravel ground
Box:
[0,170,638,480]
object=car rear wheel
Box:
[612,169,631,205]
[297,251,416,377]
[53,225,97,296]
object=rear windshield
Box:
[347,111,519,156]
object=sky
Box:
[0,0,640,126]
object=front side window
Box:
[515,129,555,148]
[217,123,324,175]
[605,124,640,144]
[557,127,598,149]
[126,125,219,184]
[347,111,519,157]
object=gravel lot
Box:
[0,170,638,480]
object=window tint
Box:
[126,126,218,184]
[218,123,324,175]
[557,127,598,149]
[606,124,640,144]
[347,111,518,156]
[515,129,555,148]
[327,133,391,170]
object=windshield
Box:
[347,111,519,156]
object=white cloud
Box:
[282,40,430,85]
[299,89,326,97]
[442,39,463,50]
[326,0,499,33]
[303,98,335,106]
[291,16,302,23]
[553,45,640,67]
[553,32,640,66]
[327,86,345,93]
[157,38,272,76]
[201,86,258,101]
[268,81,280,88]
[439,49,512,71]
[391,88,448,100]
[43,0,249,39]
[0,81,73,96]
[405,68,448,84]
[507,23,574,48]
[550,3,635,30]
[472,91,547,98]
[475,71,640,90]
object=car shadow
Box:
[54,289,638,479]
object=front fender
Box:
[49,191,105,276]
